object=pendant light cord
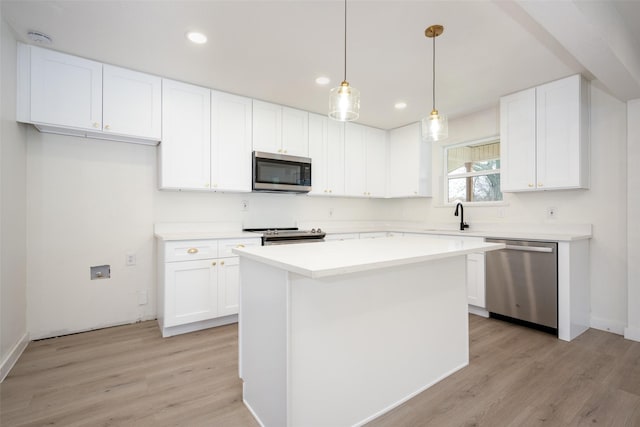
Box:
[432,32,436,111]
[344,0,348,82]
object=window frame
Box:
[442,135,503,206]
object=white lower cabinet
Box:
[466,252,486,308]
[158,237,260,337]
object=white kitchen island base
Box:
[240,255,469,427]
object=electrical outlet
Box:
[126,253,136,266]
[547,207,557,219]
[329,208,334,217]
[497,208,505,218]
[241,200,249,212]
[138,290,148,305]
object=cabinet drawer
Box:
[218,238,261,258]
[164,240,218,262]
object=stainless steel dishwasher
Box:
[485,239,558,334]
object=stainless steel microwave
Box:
[252,151,312,193]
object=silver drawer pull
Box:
[187,248,198,254]
[503,245,553,253]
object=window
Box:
[444,138,502,203]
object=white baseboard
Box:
[468,305,489,318]
[590,316,625,335]
[0,332,29,382]
[624,326,640,342]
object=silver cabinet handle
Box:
[503,245,553,253]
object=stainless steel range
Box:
[244,227,326,245]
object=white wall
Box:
[26,130,396,339]
[0,14,28,380]
[626,99,640,342]
[391,82,629,334]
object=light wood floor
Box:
[1,316,639,427]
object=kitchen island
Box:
[233,236,504,427]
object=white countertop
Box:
[155,230,260,241]
[233,236,505,279]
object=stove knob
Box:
[273,229,279,235]
[317,228,322,233]
[311,228,316,233]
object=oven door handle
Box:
[503,245,553,253]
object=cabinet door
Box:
[102,65,161,140]
[218,257,240,316]
[365,127,387,197]
[388,123,430,197]
[326,119,345,196]
[536,75,583,189]
[29,45,102,131]
[500,88,537,192]
[466,253,486,308]
[211,90,253,192]
[164,259,218,327]
[344,123,367,197]
[308,113,328,195]
[282,107,309,157]
[252,100,282,153]
[160,79,211,190]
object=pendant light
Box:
[422,24,448,142]
[328,0,360,121]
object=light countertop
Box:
[155,231,260,241]
[233,235,504,279]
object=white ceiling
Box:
[3,0,640,130]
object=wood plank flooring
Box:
[1,316,639,426]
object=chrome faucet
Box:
[454,202,469,231]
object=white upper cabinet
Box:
[102,65,161,140]
[160,79,211,190]
[344,123,367,196]
[211,90,253,192]
[20,44,102,132]
[344,123,387,198]
[365,127,387,198]
[500,74,589,192]
[252,100,309,157]
[388,122,432,198]
[17,43,161,144]
[308,114,345,196]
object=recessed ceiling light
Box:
[186,31,207,44]
[394,102,407,110]
[315,76,331,85]
[27,31,52,45]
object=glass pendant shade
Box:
[329,81,360,121]
[422,109,448,142]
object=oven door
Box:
[253,151,312,193]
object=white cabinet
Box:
[388,122,432,197]
[18,44,102,133]
[102,65,161,140]
[308,113,345,196]
[160,82,252,192]
[211,90,253,192]
[466,252,486,308]
[252,100,309,157]
[500,74,589,192]
[158,237,260,337]
[164,259,219,327]
[160,79,211,190]
[17,43,161,144]
[344,123,387,198]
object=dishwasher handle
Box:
[503,244,554,253]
